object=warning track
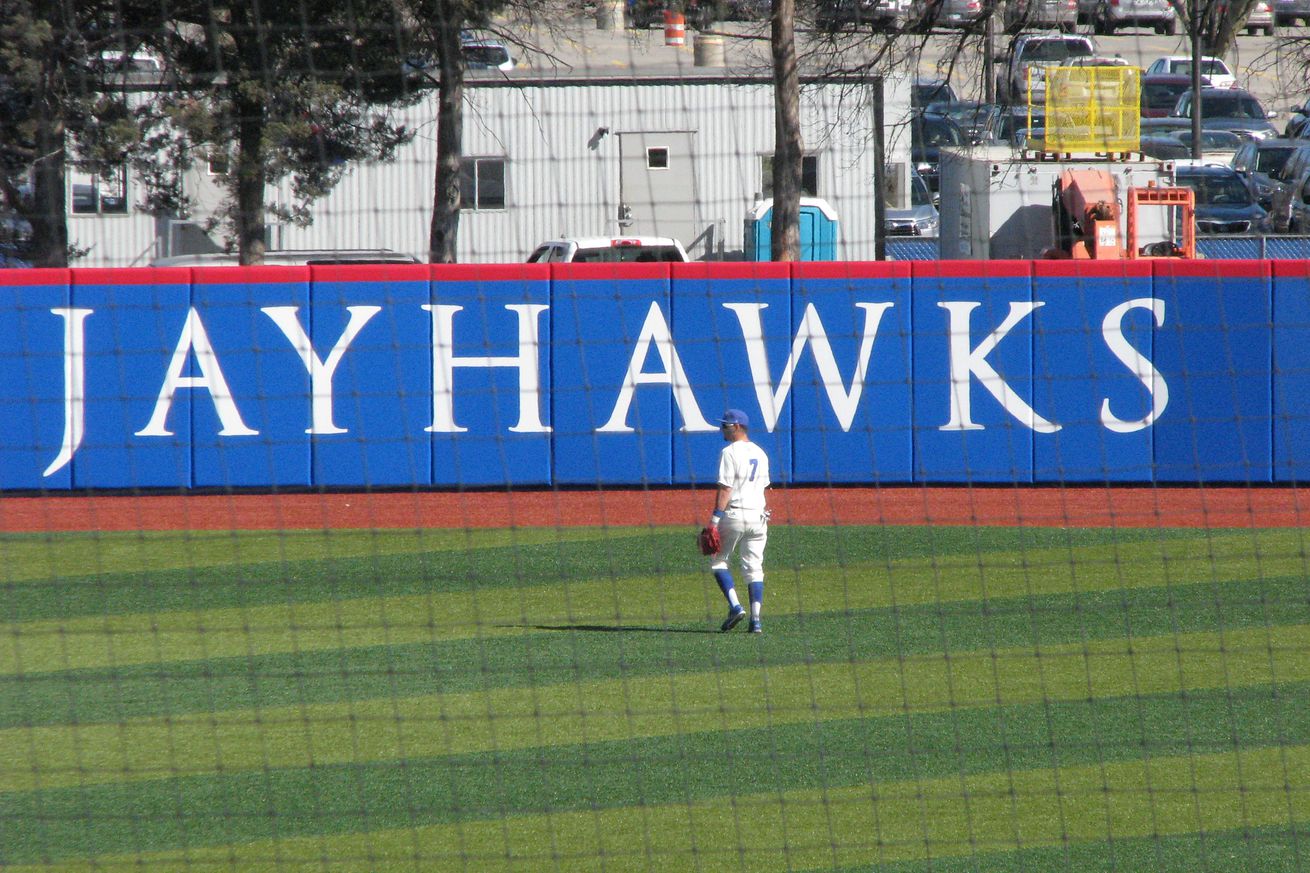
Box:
[3,487,1308,532]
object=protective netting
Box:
[2,4,1309,872]
[3,259,1310,873]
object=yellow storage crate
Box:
[1040,66,1141,154]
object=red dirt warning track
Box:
[2,487,1309,532]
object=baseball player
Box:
[704,408,771,634]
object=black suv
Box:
[687,0,769,26]
[912,111,966,197]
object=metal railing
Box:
[885,236,1310,261]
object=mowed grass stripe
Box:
[813,824,1309,873]
[0,529,704,624]
[2,529,1300,676]
[1,623,1303,792]
[7,743,1308,873]
[1,525,1185,593]
[0,527,613,585]
[0,524,1246,624]
[5,573,1307,729]
[4,683,1303,863]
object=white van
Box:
[150,249,421,267]
[526,236,689,263]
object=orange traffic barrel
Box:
[664,10,686,45]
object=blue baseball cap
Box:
[718,409,749,427]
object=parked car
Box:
[1282,96,1310,137]
[911,111,967,196]
[1145,55,1238,89]
[0,245,30,268]
[1273,0,1310,24]
[151,250,422,267]
[1014,127,1048,151]
[1001,0,1078,32]
[627,0,665,27]
[1065,54,1131,66]
[1230,137,1300,209]
[1277,165,1310,232]
[687,0,768,27]
[1237,0,1277,33]
[996,32,1097,104]
[1171,128,1245,164]
[1139,115,1191,136]
[1171,88,1278,139]
[1174,165,1271,234]
[927,100,1000,142]
[989,105,1047,144]
[906,0,985,30]
[404,38,516,78]
[1264,144,1310,230]
[1091,0,1177,33]
[912,76,959,108]
[1141,73,1193,118]
[526,236,690,263]
[884,169,940,237]
[460,38,515,71]
[814,0,906,31]
[1139,134,1192,159]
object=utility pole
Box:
[1190,0,1203,159]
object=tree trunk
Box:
[234,97,268,266]
[429,14,465,264]
[229,4,267,266]
[27,68,68,268]
[770,0,802,262]
[28,115,69,268]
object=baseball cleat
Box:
[720,605,746,632]
[748,621,762,634]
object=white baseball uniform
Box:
[711,439,771,582]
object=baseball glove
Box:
[698,525,721,556]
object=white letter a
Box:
[136,308,258,437]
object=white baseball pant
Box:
[710,508,768,582]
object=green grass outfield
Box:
[1,523,1308,872]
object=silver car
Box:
[1002,0,1078,32]
[884,170,940,237]
[1273,0,1310,24]
[1091,0,1177,33]
[906,0,984,30]
[1238,0,1276,33]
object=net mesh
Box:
[2,5,1309,873]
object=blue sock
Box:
[748,581,763,605]
[714,569,739,607]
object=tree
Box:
[780,2,935,261]
[771,0,803,260]
[398,0,513,263]
[148,0,419,264]
[0,0,161,267]
[1170,0,1257,57]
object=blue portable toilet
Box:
[744,197,839,261]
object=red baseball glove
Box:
[698,525,721,556]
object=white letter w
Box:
[725,302,894,432]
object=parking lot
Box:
[509,19,1295,122]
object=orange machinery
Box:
[1044,169,1196,259]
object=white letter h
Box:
[424,304,551,433]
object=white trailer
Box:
[937,146,1177,260]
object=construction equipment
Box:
[1126,184,1196,259]
[1044,168,1196,259]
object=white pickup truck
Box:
[525,236,690,263]
[996,33,1097,106]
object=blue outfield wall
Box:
[0,258,1302,490]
